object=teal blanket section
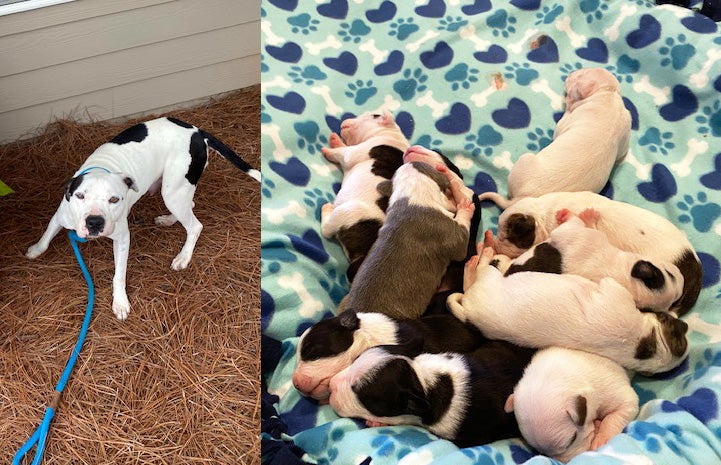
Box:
[261,1,721,464]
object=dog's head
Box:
[564,68,621,111]
[63,170,138,239]
[339,111,403,146]
[630,260,685,313]
[328,346,432,425]
[292,312,398,400]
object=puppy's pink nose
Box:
[291,372,314,395]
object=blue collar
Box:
[77,166,111,176]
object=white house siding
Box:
[0,0,260,142]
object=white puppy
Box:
[505,347,639,463]
[447,245,689,374]
[495,208,684,312]
[320,112,409,281]
[506,68,631,199]
[481,191,702,316]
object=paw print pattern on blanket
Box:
[261,1,721,464]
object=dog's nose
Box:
[86,215,105,235]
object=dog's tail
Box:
[477,191,515,210]
[201,130,261,182]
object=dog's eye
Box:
[109,196,120,204]
[372,113,381,118]
[75,192,84,200]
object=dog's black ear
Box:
[567,395,587,426]
[338,311,360,330]
[631,260,664,290]
[122,175,139,192]
[64,175,84,201]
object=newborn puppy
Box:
[507,68,631,199]
[505,347,639,463]
[447,245,689,374]
[497,208,684,312]
[404,145,482,300]
[328,342,536,447]
[481,190,702,316]
[344,161,474,319]
[320,112,408,281]
[292,312,487,400]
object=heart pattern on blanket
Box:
[366,1,396,23]
[637,164,677,203]
[266,42,303,63]
[267,0,298,12]
[527,35,559,63]
[576,38,608,63]
[473,45,508,63]
[269,157,311,186]
[323,52,358,76]
[626,14,662,48]
[317,0,348,19]
[492,98,531,129]
[266,91,306,114]
[462,0,492,15]
[659,85,698,122]
[436,103,471,134]
[700,153,721,190]
[374,50,404,75]
[680,13,718,34]
[415,0,446,18]
[420,41,454,69]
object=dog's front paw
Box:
[25,243,46,259]
[112,297,131,321]
[171,251,192,270]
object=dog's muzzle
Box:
[85,215,105,236]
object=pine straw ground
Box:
[0,86,260,464]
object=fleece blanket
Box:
[260,1,721,464]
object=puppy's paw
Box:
[25,243,46,259]
[464,255,480,290]
[328,132,345,149]
[555,208,573,224]
[578,208,600,228]
[112,297,131,321]
[366,420,389,428]
[478,246,495,267]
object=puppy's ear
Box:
[122,175,139,192]
[64,175,85,201]
[504,393,515,413]
[338,311,360,330]
[631,261,665,290]
[380,111,395,126]
[566,395,587,427]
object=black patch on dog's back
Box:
[299,312,360,361]
[673,249,703,317]
[402,314,487,354]
[505,242,563,276]
[369,145,404,179]
[186,131,208,185]
[422,374,454,425]
[656,312,688,357]
[109,123,148,145]
[635,328,658,360]
[337,219,383,282]
[65,174,85,201]
[631,261,665,290]
[505,213,536,250]
[167,117,194,129]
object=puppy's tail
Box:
[201,130,261,182]
[477,191,515,210]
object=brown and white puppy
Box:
[344,161,474,319]
[505,68,631,199]
[327,342,536,447]
[494,208,685,312]
[320,112,408,281]
[447,245,689,374]
[505,347,639,463]
[481,191,702,316]
[292,311,487,400]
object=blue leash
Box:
[13,230,94,465]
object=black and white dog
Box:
[292,311,487,401]
[26,117,260,320]
[480,190,702,316]
[327,342,536,447]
